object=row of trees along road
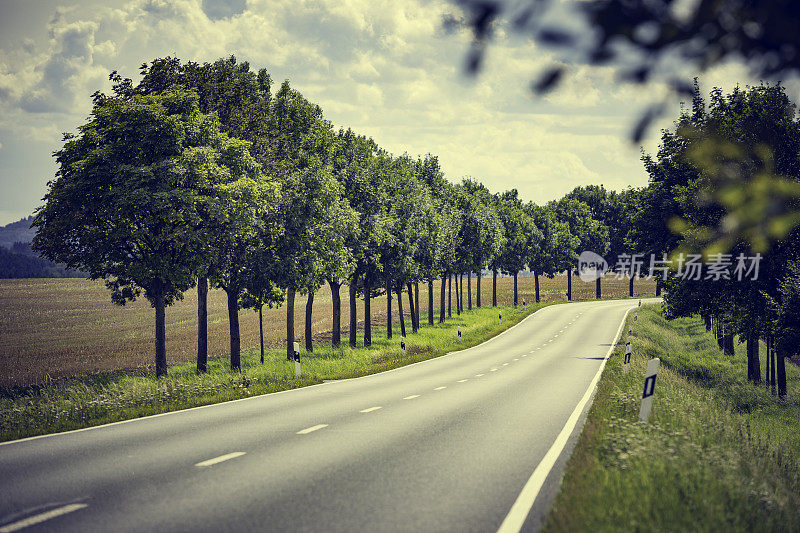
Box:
[33,55,643,378]
[634,82,800,400]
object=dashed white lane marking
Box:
[457,379,468,383]
[490,368,499,372]
[554,334,559,338]
[475,373,485,377]
[513,358,519,361]
[522,354,528,357]
[195,452,246,467]
[403,395,420,400]
[296,424,328,435]
[0,504,88,533]
[502,363,509,366]
[434,386,447,390]
[360,406,382,413]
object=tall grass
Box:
[544,305,800,532]
[0,303,545,442]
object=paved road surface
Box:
[0,298,652,532]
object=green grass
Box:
[0,303,553,443]
[543,305,800,533]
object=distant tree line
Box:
[32,55,645,378]
[0,241,83,278]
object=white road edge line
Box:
[360,406,382,413]
[195,451,246,467]
[403,395,420,400]
[296,424,328,435]
[0,504,88,533]
[496,305,633,533]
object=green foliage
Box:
[33,88,240,307]
[494,189,540,275]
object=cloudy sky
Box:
[0,0,772,225]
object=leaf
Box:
[531,67,564,94]
[631,103,665,144]
[538,28,574,46]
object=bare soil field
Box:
[0,274,656,387]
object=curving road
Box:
[0,298,650,533]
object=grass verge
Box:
[543,305,800,532]
[0,303,551,443]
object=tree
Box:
[208,171,277,371]
[495,190,539,306]
[111,55,274,371]
[527,203,577,302]
[33,89,250,377]
[553,197,608,300]
[458,179,504,309]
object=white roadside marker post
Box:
[624,338,632,373]
[634,314,638,323]
[293,341,301,379]
[457,326,462,340]
[638,357,660,423]
[499,310,502,325]
[400,336,406,356]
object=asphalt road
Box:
[0,298,651,533]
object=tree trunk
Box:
[723,320,735,356]
[259,306,264,364]
[777,348,787,400]
[428,280,434,326]
[765,336,771,391]
[286,287,295,360]
[703,314,711,331]
[397,287,406,337]
[305,289,315,353]
[629,274,634,297]
[154,282,167,378]
[492,268,497,307]
[655,280,662,296]
[448,273,452,317]
[747,332,761,384]
[415,282,420,329]
[477,272,482,308]
[407,282,417,333]
[329,280,341,347]
[386,278,393,339]
[770,337,777,394]
[716,318,724,350]
[457,273,462,315]
[467,271,472,310]
[513,272,518,306]
[567,269,572,301]
[364,279,372,347]
[197,276,208,373]
[595,276,601,299]
[227,288,241,371]
[349,282,357,348]
[534,271,540,303]
[439,274,446,323]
